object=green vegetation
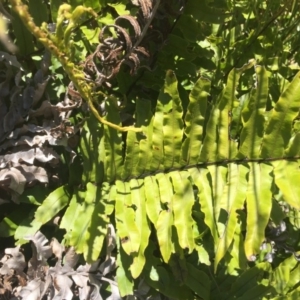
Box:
[1,0,300,299]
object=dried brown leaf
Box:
[25,231,52,262]
[115,15,141,39]
[53,275,73,300]
[0,168,27,195]
[0,247,26,274]
[18,279,42,300]
[0,147,60,168]
[137,0,152,19]
[50,238,64,261]
[64,247,79,269]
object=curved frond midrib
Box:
[113,155,300,182]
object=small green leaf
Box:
[104,99,123,181]
[184,262,211,300]
[19,186,50,205]
[181,77,210,164]
[170,171,195,252]
[244,163,273,259]
[34,185,71,225]
[284,132,300,156]
[135,99,154,174]
[154,173,175,260]
[115,180,140,255]
[200,69,238,161]
[68,183,97,256]
[195,244,211,266]
[60,192,82,240]
[208,164,228,239]
[123,131,140,178]
[239,66,269,158]
[271,255,298,295]
[156,210,173,263]
[0,214,19,237]
[108,3,129,15]
[130,179,151,278]
[236,284,274,300]
[214,163,249,271]
[273,160,300,209]
[85,183,115,262]
[160,70,184,169]
[227,224,248,273]
[149,86,165,171]
[285,261,300,292]
[81,26,100,44]
[189,167,217,242]
[15,214,43,245]
[261,70,300,158]
[144,176,162,225]
[229,262,271,298]
[169,252,188,284]
[116,239,134,297]
[80,115,105,183]
[146,265,194,299]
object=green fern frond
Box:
[23,64,300,298]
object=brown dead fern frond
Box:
[83,0,161,90]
